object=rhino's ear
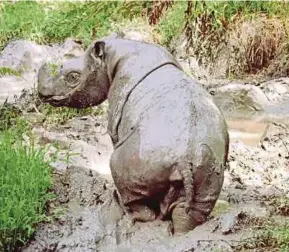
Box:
[94,41,105,60]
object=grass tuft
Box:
[238,220,289,251]
[0,67,21,77]
[0,129,53,251]
[41,103,106,126]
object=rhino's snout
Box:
[37,62,59,100]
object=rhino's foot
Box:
[171,203,206,234]
[127,202,157,223]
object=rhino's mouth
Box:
[39,93,69,106]
[39,80,83,105]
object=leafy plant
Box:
[0,130,53,251]
[0,67,21,77]
[238,220,289,251]
[40,103,106,126]
[0,103,30,134]
[156,1,186,46]
[47,63,59,78]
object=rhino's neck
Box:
[103,39,182,145]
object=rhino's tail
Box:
[172,144,221,214]
[165,161,194,216]
[178,162,194,214]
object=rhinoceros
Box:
[37,33,229,234]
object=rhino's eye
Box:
[67,72,80,87]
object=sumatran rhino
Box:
[37,34,229,234]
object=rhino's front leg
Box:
[109,142,157,224]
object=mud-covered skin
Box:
[38,34,230,234]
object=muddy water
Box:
[225,98,289,146]
[227,114,289,147]
[227,119,268,147]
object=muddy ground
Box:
[21,112,289,252]
[1,36,289,252]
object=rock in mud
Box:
[211,83,269,114]
[260,122,289,154]
[32,114,113,176]
[260,77,289,102]
[218,204,269,235]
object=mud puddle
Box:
[227,110,289,147]
[227,119,268,147]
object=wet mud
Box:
[20,109,289,252]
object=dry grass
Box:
[228,16,286,77]
[179,1,289,79]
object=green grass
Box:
[0,105,29,132]
[0,1,146,50]
[40,103,107,126]
[0,104,55,251]
[263,224,289,252]
[0,67,21,77]
[242,220,289,251]
[156,1,187,47]
[0,128,54,251]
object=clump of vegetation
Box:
[180,1,289,78]
[236,220,289,251]
[264,196,289,216]
[228,16,286,77]
[0,1,148,50]
[47,63,59,78]
[0,103,30,132]
[0,67,21,77]
[156,1,187,47]
[40,103,106,126]
[145,0,174,26]
[0,96,56,251]
[0,126,54,251]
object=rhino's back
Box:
[118,64,228,164]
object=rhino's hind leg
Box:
[171,196,218,234]
[171,203,206,234]
[171,144,225,234]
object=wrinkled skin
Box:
[38,33,230,234]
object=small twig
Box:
[33,104,41,114]
[52,171,64,176]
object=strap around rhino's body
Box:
[112,62,181,149]
[106,40,183,147]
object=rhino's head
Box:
[38,41,109,108]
